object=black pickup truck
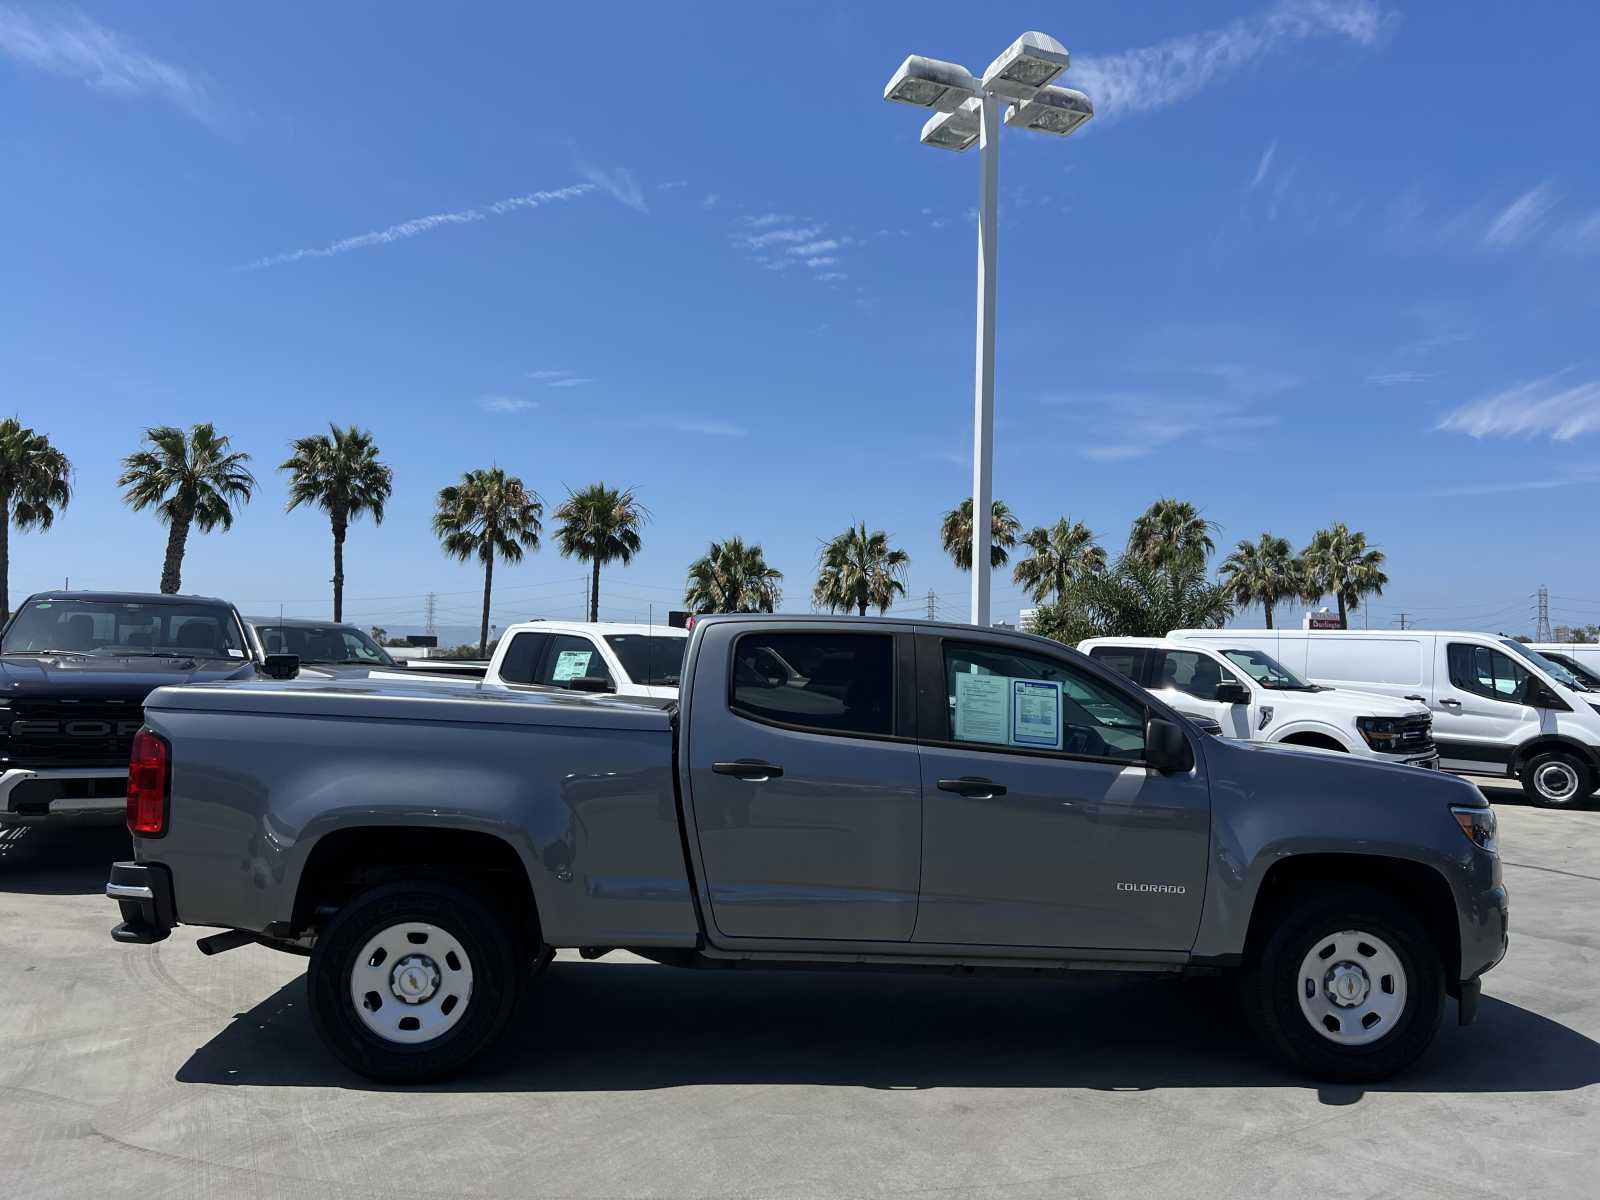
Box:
[0,591,295,827]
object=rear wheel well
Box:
[1243,854,1460,989]
[1278,732,1348,753]
[292,826,538,948]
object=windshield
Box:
[1500,639,1591,692]
[1542,652,1600,689]
[255,623,395,666]
[2,598,246,659]
[603,634,687,687]
[1221,647,1314,690]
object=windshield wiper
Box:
[3,648,93,658]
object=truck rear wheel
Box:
[1519,750,1595,808]
[1242,885,1444,1082]
[307,879,519,1082]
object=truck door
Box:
[1433,640,1542,773]
[1148,648,1253,739]
[914,633,1210,952]
[684,625,921,942]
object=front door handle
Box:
[712,760,784,782]
[1439,699,1462,709]
[937,776,1007,799]
[1404,694,1426,702]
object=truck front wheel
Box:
[1242,886,1445,1082]
[1519,750,1595,808]
[307,879,520,1082]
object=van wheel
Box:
[1519,751,1595,808]
[1241,885,1444,1082]
[308,879,519,1083]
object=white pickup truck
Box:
[480,621,687,700]
[1079,636,1439,768]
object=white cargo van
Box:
[1079,637,1437,768]
[1171,628,1600,807]
[1528,644,1600,688]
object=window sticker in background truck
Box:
[551,649,594,681]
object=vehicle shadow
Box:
[0,821,128,894]
[176,960,1600,1102]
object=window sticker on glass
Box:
[227,648,244,658]
[953,671,1009,744]
[1011,679,1063,749]
[551,649,594,681]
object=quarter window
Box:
[942,642,1146,761]
[730,632,894,737]
[1447,644,1531,704]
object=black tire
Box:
[1241,885,1445,1082]
[1519,750,1595,808]
[308,879,520,1083]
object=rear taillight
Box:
[127,729,169,838]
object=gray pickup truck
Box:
[107,615,1508,1083]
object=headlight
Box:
[1357,715,1402,751]
[1451,804,1498,855]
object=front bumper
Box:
[107,860,176,944]
[0,766,127,825]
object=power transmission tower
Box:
[926,589,937,620]
[424,592,437,636]
[1535,585,1553,641]
[1394,613,1411,630]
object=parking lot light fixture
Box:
[881,32,1090,627]
[884,55,980,112]
[1004,86,1094,137]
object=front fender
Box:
[1265,717,1353,750]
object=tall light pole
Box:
[883,33,1093,627]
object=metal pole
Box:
[970,94,1000,628]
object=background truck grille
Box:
[1397,714,1434,754]
[1,699,144,767]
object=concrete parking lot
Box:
[1,782,1595,1200]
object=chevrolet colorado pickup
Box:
[106,615,1508,1083]
[0,591,295,827]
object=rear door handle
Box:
[712,760,784,782]
[1439,699,1462,709]
[937,776,1007,799]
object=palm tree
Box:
[281,424,393,622]
[554,484,648,622]
[1045,554,1233,641]
[1302,522,1388,629]
[118,424,255,594]
[813,522,910,616]
[940,497,1021,571]
[432,468,542,656]
[1012,517,1106,604]
[1219,533,1303,629]
[685,537,783,613]
[1128,498,1218,573]
[0,419,72,623]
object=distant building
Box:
[1018,607,1040,633]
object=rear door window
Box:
[730,632,894,737]
[1087,645,1150,685]
[497,632,551,684]
[533,634,615,689]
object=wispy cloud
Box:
[656,179,688,191]
[1438,370,1600,441]
[638,415,748,437]
[745,213,789,229]
[1248,140,1277,189]
[732,213,850,281]
[1367,370,1431,386]
[702,193,720,209]
[546,377,594,388]
[1429,472,1600,498]
[1045,391,1279,461]
[579,165,648,214]
[738,225,822,250]
[245,184,595,268]
[527,369,572,380]
[1482,181,1562,249]
[481,395,535,414]
[0,5,220,125]
[1070,0,1392,121]
[526,369,594,388]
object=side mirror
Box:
[1214,680,1251,705]
[261,653,300,680]
[1145,717,1194,774]
[567,676,614,694]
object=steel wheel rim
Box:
[349,921,474,1045]
[1296,928,1407,1047]
[1535,761,1579,802]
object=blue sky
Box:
[3,1,1598,639]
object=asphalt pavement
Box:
[1,782,1595,1199]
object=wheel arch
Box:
[1241,852,1461,991]
[1509,735,1600,778]
[291,825,540,947]
[1274,728,1351,753]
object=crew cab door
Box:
[913,632,1210,952]
[1147,648,1254,739]
[683,623,921,942]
